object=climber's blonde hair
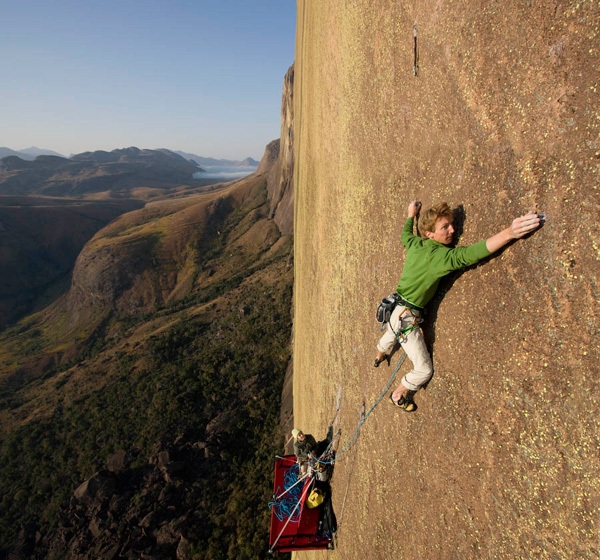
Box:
[418,202,454,240]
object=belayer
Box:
[375,200,542,412]
[291,428,317,476]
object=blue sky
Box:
[0,0,296,160]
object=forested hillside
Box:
[0,160,294,559]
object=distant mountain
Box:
[0,147,259,167]
[19,146,65,158]
[71,146,197,166]
[0,147,26,160]
[0,146,65,160]
[174,150,259,168]
[237,156,260,166]
[0,147,202,197]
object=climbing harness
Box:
[377,293,423,337]
[389,306,422,344]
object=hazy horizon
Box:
[0,145,262,163]
[193,164,258,179]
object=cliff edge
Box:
[292,1,599,558]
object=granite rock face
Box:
[270,64,295,236]
[292,2,599,559]
[260,64,295,236]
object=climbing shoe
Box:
[389,393,405,407]
[389,392,417,413]
[402,400,417,413]
[373,354,391,368]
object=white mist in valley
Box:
[193,165,257,180]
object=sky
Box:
[0,0,296,161]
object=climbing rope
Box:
[268,314,417,554]
[314,349,407,466]
[310,307,421,467]
[269,462,307,522]
[268,336,411,552]
[268,472,314,553]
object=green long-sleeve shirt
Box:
[396,217,491,308]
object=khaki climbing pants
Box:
[376,305,433,392]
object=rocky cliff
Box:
[33,143,291,364]
[0,197,142,328]
[263,64,295,236]
[292,1,599,558]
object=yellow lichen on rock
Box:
[293,0,600,558]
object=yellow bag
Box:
[307,488,325,509]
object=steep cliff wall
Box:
[0,198,141,328]
[264,64,295,236]
[293,1,599,558]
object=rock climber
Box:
[375,200,542,412]
[291,428,317,476]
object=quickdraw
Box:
[390,306,423,344]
